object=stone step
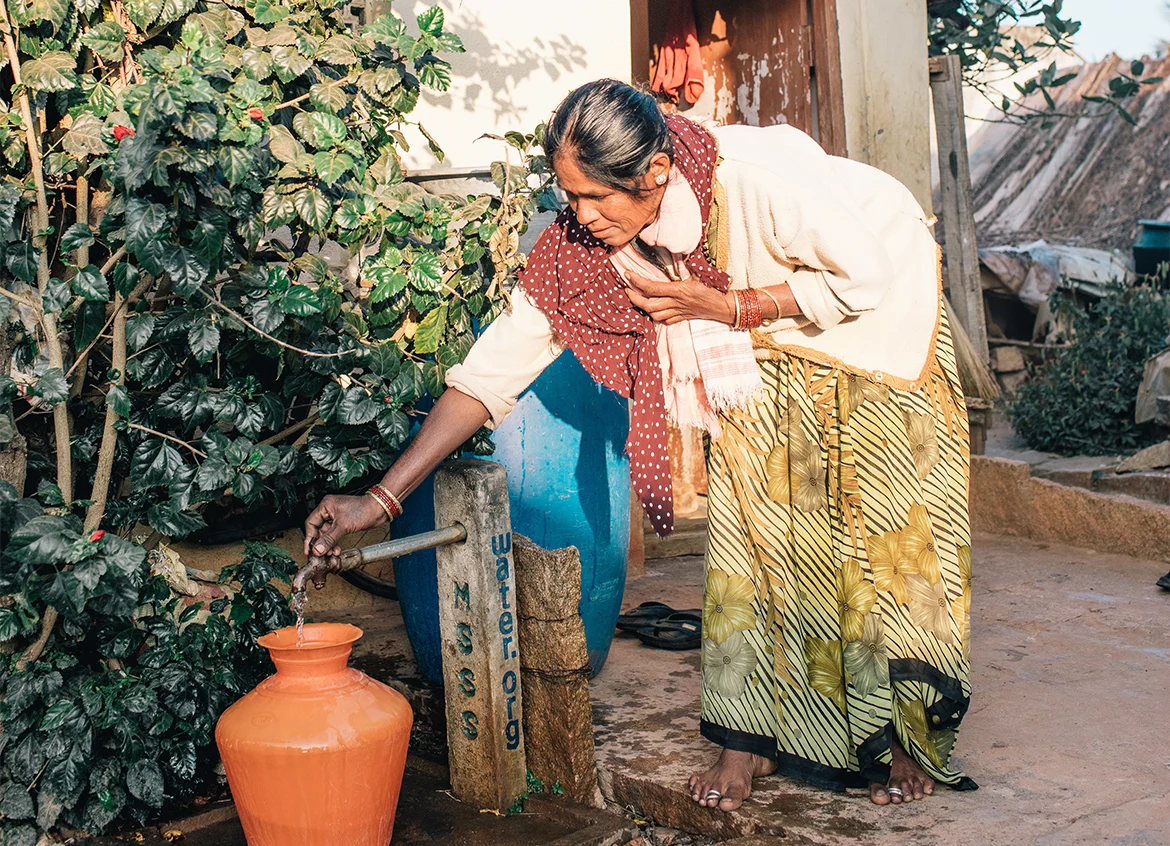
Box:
[644,517,707,560]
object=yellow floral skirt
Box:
[700,312,977,791]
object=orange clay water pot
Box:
[215,623,412,846]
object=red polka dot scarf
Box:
[520,115,730,537]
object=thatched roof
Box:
[968,54,1170,253]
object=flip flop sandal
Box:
[616,601,675,632]
[633,612,702,650]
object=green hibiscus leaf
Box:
[0,780,34,820]
[365,343,401,380]
[81,21,126,62]
[21,52,77,93]
[307,112,347,148]
[310,81,350,113]
[280,284,322,316]
[266,125,303,164]
[375,407,410,449]
[43,277,72,313]
[187,322,220,363]
[112,262,141,298]
[72,264,109,301]
[0,606,23,641]
[61,113,110,158]
[416,5,444,35]
[131,439,184,490]
[159,0,197,25]
[126,313,155,352]
[337,385,378,425]
[218,146,253,186]
[145,501,206,538]
[416,55,451,92]
[317,381,343,422]
[106,385,131,417]
[271,44,311,81]
[5,514,76,564]
[195,457,234,491]
[42,570,89,615]
[313,150,354,184]
[33,368,69,403]
[59,223,95,253]
[408,252,443,290]
[413,304,447,354]
[28,0,70,27]
[249,0,289,24]
[249,297,285,334]
[292,186,331,230]
[6,242,39,282]
[124,199,169,254]
[162,248,208,298]
[124,0,163,30]
[177,109,218,142]
[125,759,165,809]
[74,300,106,352]
[369,270,408,304]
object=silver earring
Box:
[655,173,667,185]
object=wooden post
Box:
[513,535,603,808]
[434,459,527,812]
[930,53,989,363]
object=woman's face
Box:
[553,151,671,247]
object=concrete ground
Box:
[93,529,1170,846]
[595,533,1170,845]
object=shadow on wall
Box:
[428,5,589,123]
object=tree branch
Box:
[259,411,320,446]
[127,423,208,459]
[200,288,352,358]
[1,0,75,505]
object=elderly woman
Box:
[304,79,977,810]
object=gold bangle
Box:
[731,290,742,329]
[366,489,394,520]
[757,287,784,321]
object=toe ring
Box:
[886,786,904,797]
[705,789,723,800]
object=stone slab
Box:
[1117,440,1170,473]
[970,455,1170,561]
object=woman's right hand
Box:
[303,494,388,558]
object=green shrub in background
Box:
[0,0,552,838]
[1008,286,1170,455]
[0,480,297,843]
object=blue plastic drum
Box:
[392,352,632,683]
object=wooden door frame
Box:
[809,0,847,156]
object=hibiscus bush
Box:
[0,0,552,837]
[1008,285,1170,454]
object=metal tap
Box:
[292,523,468,592]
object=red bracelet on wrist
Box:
[733,289,763,330]
[366,484,403,520]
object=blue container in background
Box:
[392,353,632,683]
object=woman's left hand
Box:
[624,273,734,326]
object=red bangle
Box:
[735,289,763,329]
[366,484,403,520]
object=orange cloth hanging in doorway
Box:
[651,0,705,105]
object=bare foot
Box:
[688,749,777,812]
[869,741,935,805]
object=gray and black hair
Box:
[543,79,673,194]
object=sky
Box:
[1060,0,1170,61]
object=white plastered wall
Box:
[396,1,634,171]
[836,0,933,211]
